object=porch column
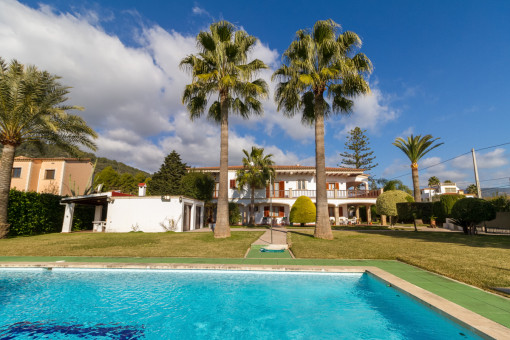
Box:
[366,205,372,224]
[365,182,369,190]
[93,205,103,232]
[355,205,360,222]
[61,203,75,233]
[334,205,340,225]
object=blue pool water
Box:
[0,269,482,339]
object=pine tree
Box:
[148,150,187,195]
[339,127,378,171]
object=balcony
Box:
[212,189,381,199]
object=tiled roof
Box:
[191,165,365,172]
[14,156,92,162]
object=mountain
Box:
[9,143,149,177]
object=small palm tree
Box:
[272,19,372,239]
[180,21,268,238]
[0,58,97,234]
[428,176,440,187]
[236,147,275,226]
[393,134,443,202]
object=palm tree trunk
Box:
[411,163,421,202]
[214,94,231,238]
[313,95,333,240]
[0,144,16,238]
[250,186,255,225]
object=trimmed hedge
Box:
[290,196,316,226]
[7,189,94,236]
[396,202,435,223]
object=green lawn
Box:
[289,230,510,292]
[0,231,264,258]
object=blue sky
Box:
[1,0,509,191]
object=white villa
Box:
[421,182,463,201]
[196,165,381,225]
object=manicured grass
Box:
[0,231,264,258]
[289,230,510,293]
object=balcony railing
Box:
[212,189,381,199]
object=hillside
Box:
[7,144,149,177]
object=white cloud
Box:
[0,0,400,173]
[192,6,209,16]
[334,86,398,135]
[451,148,508,169]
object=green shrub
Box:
[72,205,95,231]
[396,202,434,223]
[228,202,241,225]
[180,172,214,201]
[451,198,496,235]
[487,195,510,212]
[290,196,316,226]
[440,194,464,217]
[7,190,64,236]
[376,190,414,225]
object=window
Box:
[229,179,236,189]
[12,168,21,178]
[444,187,456,193]
[297,180,306,190]
[45,169,55,180]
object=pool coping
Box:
[1,262,508,339]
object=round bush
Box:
[290,196,316,226]
[451,198,496,234]
[376,190,414,217]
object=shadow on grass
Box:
[337,230,510,250]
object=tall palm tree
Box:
[0,58,97,236]
[180,21,269,238]
[272,20,372,239]
[393,134,443,202]
[236,146,275,226]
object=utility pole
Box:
[471,148,482,198]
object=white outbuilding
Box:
[61,192,205,233]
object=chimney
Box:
[138,183,147,196]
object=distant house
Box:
[421,182,463,201]
[10,156,93,196]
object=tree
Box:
[339,127,377,172]
[181,21,268,238]
[444,180,453,184]
[376,190,414,225]
[180,171,215,201]
[428,176,440,187]
[236,146,275,225]
[148,150,187,196]
[0,58,97,236]
[377,178,412,195]
[290,196,316,227]
[466,184,478,195]
[393,134,443,202]
[273,20,372,239]
[228,202,242,225]
[94,166,121,191]
[451,198,496,235]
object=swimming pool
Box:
[0,268,483,339]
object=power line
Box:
[388,141,510,181]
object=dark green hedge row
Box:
[7,190,94,236]
[396,194,465,223]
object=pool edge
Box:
[1,262,508,339]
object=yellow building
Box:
[10,156,94,196]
